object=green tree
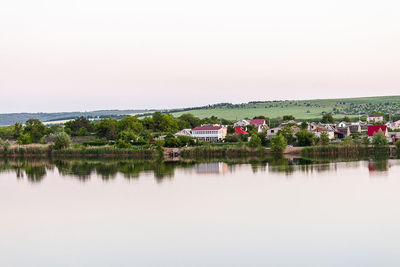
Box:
[13,123,23,138]
[279,125,295,145]
[227,126,235,134]
[24,119,46,143]
[18,133,32,144]
[283,115,295,121]
[178,113,201,128]
[117,116,143,133]
[95,118,117,140]
[296,130,314,146]
[164,134,182,147]
[300,121,308,130]
[372,130,388,147]
[343,116,351,123]
[152,112,178,132]
[270,134,287,153]
[395,140,400,152]
[248,134,261,148]
[320,132,330,145]
[322,113,334,124]
[54,132,71,150]
[362,136,370,146]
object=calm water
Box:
[1,158,400,267]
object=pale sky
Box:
[1,0,399,113]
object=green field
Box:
[170,96,400,120]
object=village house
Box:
[233,120,250,127]
[349,124,361,134]
[250,119,269,133]
[335,126,351,139]
[174,129,192,137]
[311,127,335,139]
[367,114,384,123]
[367,125,388,138]
[191,125,227,142]
[267,126,283,138]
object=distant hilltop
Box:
[1,95,400,125]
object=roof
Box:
[250,119,265,125]
[313,127,329,132]
[367,125,387,137]
[234,127,248,134]
[193,125,223,131]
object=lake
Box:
[1,158,400,267]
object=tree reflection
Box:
[0,155,395,183]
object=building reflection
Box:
[195,162,228,175]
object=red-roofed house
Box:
[367,125,388,137]
[234,127,248,134]
[250,119,265,125]
[192,125,227,142]
[250,119,269,133]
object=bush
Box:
[270,134,287,153]
[18,133,32,145]
[372,131,388,147]
[116,139,131,148]
[54,132,71,150]
[248,134,261,148]
[396,140,400,151]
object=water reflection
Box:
[0,156,398,184]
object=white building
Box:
[311,127,335,139]
[191,125,227,142]
[174,129,192,137]
[234,120,250,127]
[367,114,384,123]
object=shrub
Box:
[270,134,287,153]
[320,132,330,146]
[116,139,131,148]
[18,133,32,145]
[54,132,71,150]
[396,140,400,151]
[372,131,388,147]
[248,134,261,148]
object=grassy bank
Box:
[301,145,390,158]
[180,145,269,158]
[0,144,158,158]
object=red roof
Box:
[250,119,265,125]
[193,125,222,131]
[235,126,248,134]
[367,125,387,137]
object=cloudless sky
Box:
[1,0,399,113]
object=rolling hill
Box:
[1,95,399,125]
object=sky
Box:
[1,0,399,113]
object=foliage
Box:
[64,116,92,135]
[95,118,117,140]
[270,134,287,153]
[283,115,295,121]
[322,113,334,124]
[372,130,388,147]
[152,112,178,132]
[54,132,71,150]
[395,140,400,151]
[24,119,46,142]
[362,136,370,146]
[296,130,314,146]
[279,125,295,145]
[320,132,330,145]
[227,126,235,134]
[18,133,32,145]
[248,134,261,148]
[343,116,351,123]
